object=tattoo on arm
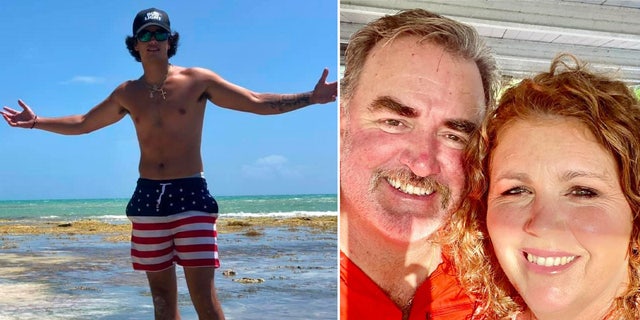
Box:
[264,92,312,113]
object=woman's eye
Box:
[569,187,598,198]
[501,186,530,196]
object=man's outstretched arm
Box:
[203,68,337,115]
[2,89,128,135]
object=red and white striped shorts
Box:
[128,211,220,272]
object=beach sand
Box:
[0,216,337,320]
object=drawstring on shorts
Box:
[156,183,172,210]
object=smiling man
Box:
[2,7,336,320]
[339,9,499,320]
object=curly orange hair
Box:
[440,53,640,319]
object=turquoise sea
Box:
[0,194,337,222]
[0,194,337,320]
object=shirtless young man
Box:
[2,8,336,320]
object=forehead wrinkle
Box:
[414,75,440,85]
[561,170,612,183]
[493,170,531,184]
[368,96,417,117]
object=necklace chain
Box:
[143,65,170,100]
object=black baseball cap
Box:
[132,8,171,35]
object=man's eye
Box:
[377,119,410,133]
[445,134,462,142]
[383,119,402,127]
[501,186,530,196]
[439,132,469,149]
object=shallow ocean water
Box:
[0,227,337,320]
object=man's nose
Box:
[399,136,440,177]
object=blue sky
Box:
[0,1,338,200]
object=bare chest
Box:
[134,75,207,115]
[135,101,204,132]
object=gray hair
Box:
[341,8,500,109]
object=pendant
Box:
[148,87,167,100]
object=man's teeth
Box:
[387,178,434,196]
[526,253,576,267]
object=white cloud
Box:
[61,76,105,85]
[242,155,303,180]
[256,155,287,166]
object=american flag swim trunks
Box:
[126,176,220,272]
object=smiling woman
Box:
[488,117,633,319]
[443,53,640,319]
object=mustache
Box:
[371,168,452,210]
